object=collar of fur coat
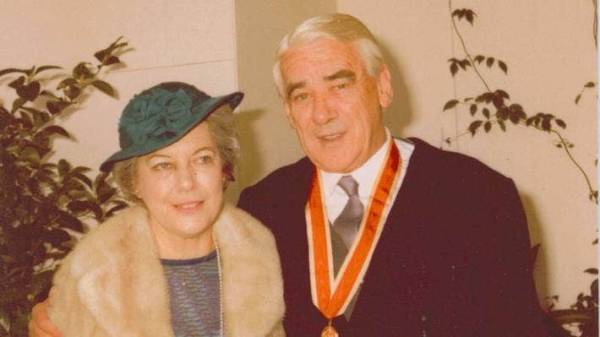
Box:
[60,203,284,337]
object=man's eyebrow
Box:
[286,81,306,99]
[324,69,356,82]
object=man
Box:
[238,14,549,336]
[31,13,548,337]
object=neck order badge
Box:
[306,141,402,336]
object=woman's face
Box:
[134,122,224,250]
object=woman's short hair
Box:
[112,104,240,204]
[272,13,385,97]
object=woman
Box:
[47,82,285,337]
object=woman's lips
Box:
[173,201,203,213]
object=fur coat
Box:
[49,203,285,337]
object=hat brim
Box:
[100,91,243,172]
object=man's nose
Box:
[312,93,337,125]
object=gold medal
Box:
[320,321,339,337]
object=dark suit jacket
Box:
[238,138,548,337]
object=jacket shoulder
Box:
[239,157,311,207]
[408,137,511,185]
[246,157,312,193]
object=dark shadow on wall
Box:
[225,108,266,204]
[378,40,413,138]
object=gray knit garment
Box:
[161,251,221,337]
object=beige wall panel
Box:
[234,0,337,199]
[338,0,597,308]
[1,0,239,198]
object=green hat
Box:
[100,82,243,172]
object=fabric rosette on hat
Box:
[100,82,243,172]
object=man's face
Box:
[280,37,392,173]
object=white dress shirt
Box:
[320,130,414,224]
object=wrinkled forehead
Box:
[280,38,365,80]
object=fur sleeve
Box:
[48,254,100,337]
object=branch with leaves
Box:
[444,1,598,204]
[444,2,598,336]
[0,37,129,337]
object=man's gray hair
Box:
[272,13,385,97]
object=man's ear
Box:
[376,64,393,108]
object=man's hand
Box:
[28,289,61,337]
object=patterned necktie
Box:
[332,175,364,260]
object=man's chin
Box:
[312,155,356,174]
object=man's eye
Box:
[292,93,309,102]
[333,82,350,90]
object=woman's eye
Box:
[152,162,173,170]
[195,155,214,165]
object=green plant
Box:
[443,2,597,204]
[0,38,129,337]
[444,2,597,336]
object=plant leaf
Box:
[450,63,459,76]
[584,268,598,275]
[484,121,491,132]
[58,159,72,177]
[495,89,510,99]
[56,210,84,232]
[584,81,595,88]
[103,55,121,66]
[57,78,78,90]
[486,57,495,68]
[44,228,71,247]
[0,68,29,78]
[482,108,490,119]
[474,55,485,64]
[575,94,582,104]
[8,76,26,89]
[498,60,508,74]
[465,11,475,25]
[34,65,62,75]
[16,81,41,101]
[106,200,129,218]
[41,125,70,139]
[497,119,506,131]
[555,119,566,129]
[70,172,93,188]
[468,120,483,135]
[470,104,477,116]
[72,62,94,80]
[91,80,116,97]
[443,99,459,111]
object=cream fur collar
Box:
[62,203,284,337]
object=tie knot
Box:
[338,175,359,197]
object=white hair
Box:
[272,13,385,97]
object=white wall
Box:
[337,0,598,309]
[1,0,239,176]
[232,0,336,199]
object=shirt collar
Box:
[320,129,392,200]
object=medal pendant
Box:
[321,324,339,337]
